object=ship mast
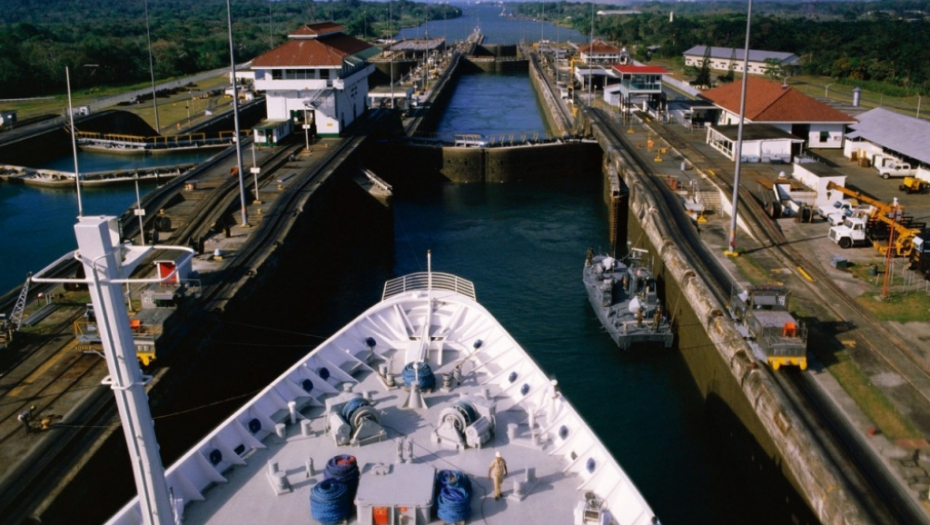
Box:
[76,218,174,524]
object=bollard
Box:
[275,422,286,438]
[288,401,297,425]
[507,423,518,441]
[301,419,313,437]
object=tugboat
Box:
[583,247,674,349]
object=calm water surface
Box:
[0,149,218,293]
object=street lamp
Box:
[824,83,834,99]
[226,0,248,227]
[725,0,754,257]
[65,66,83,217]
[134,174,145,246]
[144,0,160,133]
[250,141,261,204]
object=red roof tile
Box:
[612,65,669,74]
[581,39,621,54]
[289,22,345,38]
[252,32,374,68]
[700,77,855,123]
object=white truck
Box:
[817,199,860,226]
[877,162,916,179]
[828,216,869,248]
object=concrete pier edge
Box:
[599,129,871,524]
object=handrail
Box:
[382,272,476,301]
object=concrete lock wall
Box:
[439,142,601,183]
[598,135,869,525]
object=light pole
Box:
[66,66,83,217]
[134,174,145,246]
[251,140,261,204]
[144,0,160,133]
[303,106,311,152]
[824,83,834,99]
[227,0,248,227]
[725,0,754,257]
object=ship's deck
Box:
[183,364,581,524]
[109,276,656,525]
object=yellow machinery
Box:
[869,212,924,258]
[899,177,929,194]
[825,181,903,217]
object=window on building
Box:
[820,131,830,142]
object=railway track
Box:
[588,108,912,524]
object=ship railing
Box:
[382,272,476,301]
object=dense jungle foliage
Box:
[513,1,930,96]
[1,1,927,98]
[0,0,459,98]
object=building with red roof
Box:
[700,77,856,150]
[251,23,379,141]
[575,39,629,66]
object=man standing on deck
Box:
[488,451,508,500]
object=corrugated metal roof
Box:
[848,108,930,165]
[683,45,798,65]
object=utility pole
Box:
[144,0,160,133]
[725,0,754,257]
[226,0,248,227]
[66,66,83,217]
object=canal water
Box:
[0,149,218,294]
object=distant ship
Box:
[583,248,674,349]
[108,252,661,525]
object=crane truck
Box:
[824,182,924,256]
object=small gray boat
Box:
[583,248,674,349]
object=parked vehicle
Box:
[909,232,930,280]
[899,177,929,194]
[877,162,916,179]
[829,216,870,248]
[817,199,860,226]
[729,285,807,371]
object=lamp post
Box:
[144,0,160,133]
[725,0,754,257]
[227,0,248,227]
[251,140,261,204]
[303,106,311,152]
[824,83,834,99]
[134,174,145,246]
[65,66,83,217]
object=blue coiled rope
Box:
[324,455,360,499]
[437,485,472,523]
[402,361,436,391]
[435,469,472,523]
[342,397,370,423]
[310,478,351,525]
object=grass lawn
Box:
[5,74,234,134]
[733,252,922,440]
